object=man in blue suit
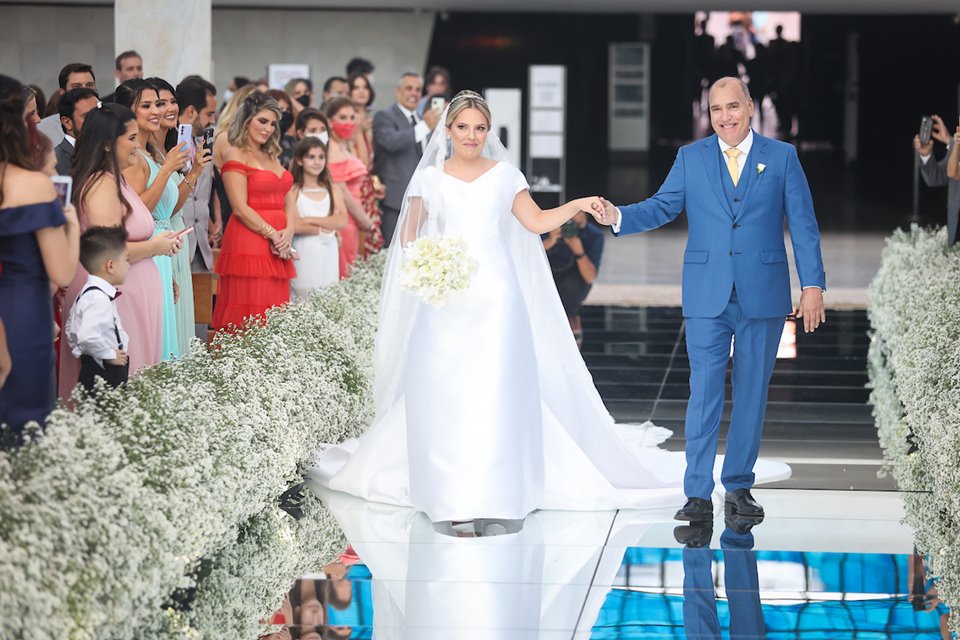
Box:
[599,77,826,522]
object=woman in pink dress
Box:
[58,103,182,399]
[323,96,375,278]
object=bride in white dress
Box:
[310,91,788,523]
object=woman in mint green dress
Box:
[151,78,209,355]
[116,79,194,360]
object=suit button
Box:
[728,251,733,256]
[733,223,740,228]
[733,197,742,203]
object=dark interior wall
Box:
[426,12,646,197]
[428,11,960,224]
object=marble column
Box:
[114,0,211,85]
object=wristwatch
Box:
[573,253,585,259]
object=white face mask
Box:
[223,89,235,103]
[307,131,329,145]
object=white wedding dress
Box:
[310,101,789,522]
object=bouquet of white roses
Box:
[399,235,478,307]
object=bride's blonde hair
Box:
[444,90,491,128]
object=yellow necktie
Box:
[724,147,742,186]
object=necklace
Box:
[302,187,326,193]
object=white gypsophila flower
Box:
[399,235,479,307]
[868,225,960,632]
[0,255,385,640]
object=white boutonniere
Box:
[757,163,766,175]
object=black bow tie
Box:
[111,290,122,301]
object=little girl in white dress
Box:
[288,137,348,298]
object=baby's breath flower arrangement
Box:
[868,225,960,630]
[0,256,385,639]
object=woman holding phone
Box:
[0,75,79,436]
[114,79,189,360]
[151,76,210,355]
[58,102,178,399]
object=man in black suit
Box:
[372,72,441,246]
[54,87,100,176]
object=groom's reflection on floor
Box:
[678,516,765,639]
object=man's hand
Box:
[914,134,934,157]
[932,114,951,145]
[597,197,618,226]
[564,234,585,255]
[422,107,440,130]
[794,288,826,334]
[107,349,128,367]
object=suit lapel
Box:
[700,136,734,218]
[736,133,768,221]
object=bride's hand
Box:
[576,196,605,222]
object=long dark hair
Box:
[72,103,136,219]
[113,78,161,158]
[147,76,179,152]
[290,137,334,199]
[0,74,43,206]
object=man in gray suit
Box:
[372,72,441,247]
[176,77,220,339]
[915,114,960,246]
[54,88,99,176]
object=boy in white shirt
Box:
[66,226,130,392]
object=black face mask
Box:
[296,94,311,108]
[279,111,294,132]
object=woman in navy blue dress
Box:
[0,75,80,441]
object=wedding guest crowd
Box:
[0,55,465,441]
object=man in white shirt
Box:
[54,87,100,176]
[372,72,441,246]
[66,226,130,392]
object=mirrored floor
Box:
[272,306,939,639]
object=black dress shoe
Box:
[724,488,764,519]
[724,512,762,535]
[674,497,714,522]
[674,521,714,548]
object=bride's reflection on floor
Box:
[297,483,672,640]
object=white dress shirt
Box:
[717,128,754,178]
[396,103,430,153]
[66,275,129,367]
[64,134,76,147]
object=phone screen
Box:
[51,176,72,209]
[177,124,195,172]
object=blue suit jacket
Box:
[618,132,826,319]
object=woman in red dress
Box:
[323,96,376,278]
[213,92,296,332]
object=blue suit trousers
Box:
[683,289,784,499]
